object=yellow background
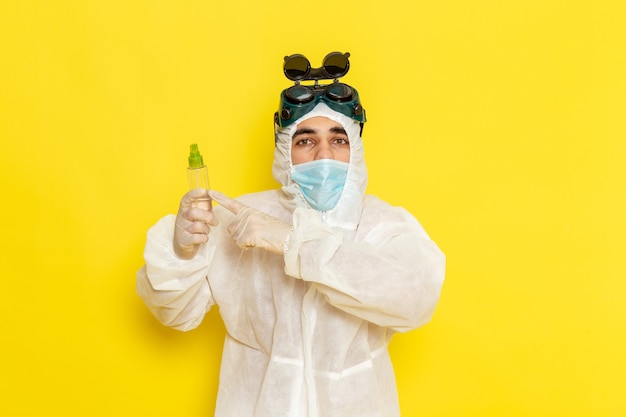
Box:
[1,1,624,416]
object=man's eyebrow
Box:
[330,126,347,135]
[293,127,316,138]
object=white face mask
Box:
[290,159,349,212]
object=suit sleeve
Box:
[284,205,445,332]
[136,214,216,331]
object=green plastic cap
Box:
[188,144,204,168]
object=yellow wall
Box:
[1,1,624,416]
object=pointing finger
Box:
[209,190,245,215]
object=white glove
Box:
[173,188,218,259]
[209,190,291,255]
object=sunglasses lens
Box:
[284,55,310,81]
[322,52,350,78]
[325,83,353,102]
[285,85,314,104]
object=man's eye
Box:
[295,138,313,146]
[334,138,349,145]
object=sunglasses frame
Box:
[283,52,351,82]
[276,51,366,129]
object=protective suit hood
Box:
[272,102,367,230]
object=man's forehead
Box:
[295,116,343,129]
[293,118,347,138]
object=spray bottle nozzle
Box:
[188,143,204,168]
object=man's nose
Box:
[314,142,334,160]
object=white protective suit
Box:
[136,103,445,417]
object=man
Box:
[137,52,445,417]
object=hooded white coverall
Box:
[136,104,446,417]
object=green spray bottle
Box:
[187,144,211,209]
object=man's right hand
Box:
[173,188,218,259]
